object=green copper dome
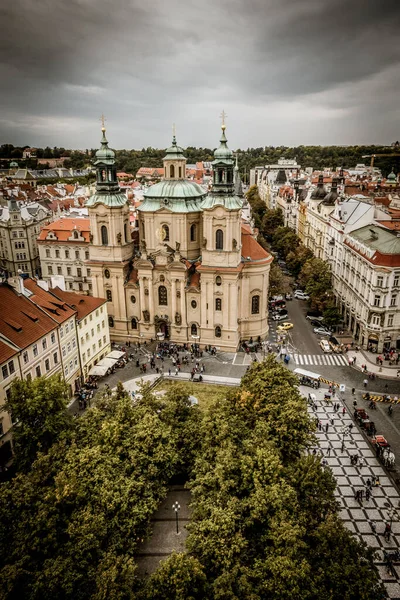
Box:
[95,128,115,164]
[387,170,397,183]
[143,179,205,200]
[213,125,233,162]
[86,192,127,208]
[164,135,186,161]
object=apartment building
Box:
[0,199,50,277]
[49,288,111,380]
[37,218,92,294]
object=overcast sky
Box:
[1,0,399,150]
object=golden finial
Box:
[100,113,106,131]
[220,109,227,130]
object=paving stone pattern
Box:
[305,386,400,599]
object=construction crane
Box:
[362,153,400,168]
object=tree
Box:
[2,375,73,472]
[140,553,208,600]
[298,258,333,309]
[322,305,342,329]
[269,263,293,296]
[271,227,300,258]
[286,245,313,278]
[261,208,284,239]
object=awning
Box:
[88,364,109,377]
[294,368,321,380]
[96,357,118,369]
[106,350,126,360]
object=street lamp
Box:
[172,501,181,534]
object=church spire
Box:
[163,126,186,180]
[211,115,234,194]
[93,121,119,194]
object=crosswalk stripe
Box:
[303,355,309,365]
[291,353,350,367]
[316,355,323,365]
[308,355,313,364]
[294,354,299,363]
[332,355,341,366]
[298,355,304,364]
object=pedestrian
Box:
[384,523,391,541]
[370,520,377,534]
[330,417,334,426]
[366,478,371,489]
[318,421,322,431]
[168,368,171,376]
[313,448,317,455]
[365,488,371,501]
[342,407,346,415]
[325,422,329,433]
[349,423,353,433]
[352,387,355,395]
[327,446,331,456]
[341,441,345,453]
[363,379,368,388]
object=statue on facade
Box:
[89,233,93,243]
[175,241,180,252]
[175,312,182,325]
[232,238,237,249]
[116,232,122,244]
[142,310,150,322]
[202,237,207,248]
[140,239,147,252]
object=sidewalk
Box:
[347,349,400,380]
[306,385,400,599]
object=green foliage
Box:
[298,258,333,309]
[323,305,342,328]
[182,356,383,599]
[139,552,208,600]
[269,263,293,297]
[271,227,300,259]
[285,245,313,278]
[0,383,199,599]
[2,375,73,473]
[261,208,284,238]
[245,185,267,229]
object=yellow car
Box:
[277,322,294,331]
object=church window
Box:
[101,225,108,246]
[215,325,222,338]
[215,276,222,286]
[158,285,168,306]
[106,290,112,302]
[190,224,196,242]
[108,316,114,327]
[131,295,136,304]
[73,230,79,239]
[215,298,222,311]
[216,229,223,250]
[131,317,137,329]
[124,223,128,243]
[142,222,145,239]
[101,170,106,181]
[191,323,198,336]
[251,295,260,314]
[191,300,197,309]
[179,166,182,178]
[108,169,112,182]
[104,269,110,279]
[170,164,175,178]
[162,224,170,241]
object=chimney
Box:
[7,275,25,295]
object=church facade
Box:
[86,123,272,351]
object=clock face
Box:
[156,227,167,241]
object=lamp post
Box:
[172,501,181,534]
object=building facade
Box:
[0,200,50,278]
[38,218,92,294]
[86,124,272,350]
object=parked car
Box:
[285,293,292,300]
[319,339,332,353]
[277,322,294,331]
[306,312,323,321]
[272,312,288,321]
[309,319,323,327]
[294,291,310,300]
[314,326,331,336]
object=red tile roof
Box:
[50,288,106,321]
[376,221,400,231]
[241,227,272,263]
[38,218,90,243]
[0,340,19,365]
[23,279,76,324]
[0,284,58,350]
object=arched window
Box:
[170,164,175,178]
[179,166,182,178]
[101,225,108,246]
[108,316,114,328]
[73,230,79,239]
[215,298,222,311]
[106,290,112,302]
[158,285,168,306]
[191,323,197,336]
[215,326,222,338]
[215,276,222,286]
[216,229,223,250]
[162,224,170,241]
[131,317,137,329]
[251,295,260,314]
[124,223,128,243]
[142,222,145,238]
[190,224,196,242]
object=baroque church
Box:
[86,122,272,351]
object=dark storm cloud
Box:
[0,0,399,147]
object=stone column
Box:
[171,279,177,319]
[180,280,187,326]
[148,276,154,319]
